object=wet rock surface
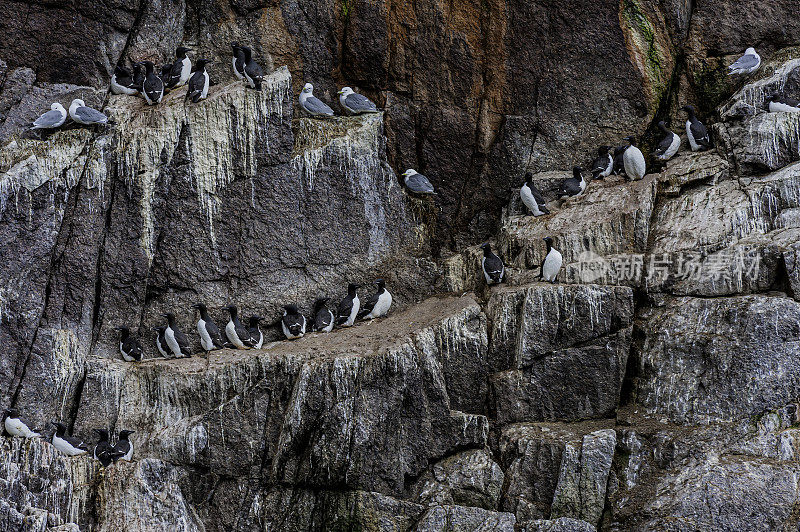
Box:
[1,3,800,531]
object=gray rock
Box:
[520,517,596,532]
[550,429,616,526]
[412,504,516,531]
[411,449,504,510]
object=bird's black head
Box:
[225,305,238,316]
[374,279,386,289]
[657,121,668,129]
[283,304,300,314]
[176,46,191,58]
[51,421,67,433]
[543,236,553,244]
[524,172,534,185]
[140,61,155,74]
[313,297,330,310]
[767,93,781,102]
[119,430,134,439]
[115,326,130,338]
[162,313,176,325]
[624,136,636,146]
[347,283,360,294]
[192,303,207,313]
[4,408,18,418]
[94,428,109,439]
[132,63,142,74]
[681,104,696,115]
[195,58,211,69]
[160,64,172,77]
[152,326,166,333]
[613,145,626,155]
[480,243,492,255]
[240,46,253,60]
[248,316,262,327]
[572,166,583,178]
[597,146,611,155]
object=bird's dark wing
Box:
[205,320,225,348]
[33,110,64,128]
[781,95,800,107]
[123,337,143,360]
[336,297,353,323]
[484,254,504,282]
[591,156,607,174]
[283,314,304,334]
[729,54,759,71]
[357,293,379,318]
[345,93,377,112]
[558,178,581,196]
[144,77,163,99]
[234,321,254,346]
[174,328,193,356]
[653,134,673,156]
[112,441,130,461]
[66,434,88,451]
[188,71,204,92]
[530,185,546,206]
[75,107,108,124]
[314,309,333,331]
[245,60,264,80]
[690,120,712,147]
[303,96,334,115]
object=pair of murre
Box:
[3,410,133,464]
[480,237,562,286]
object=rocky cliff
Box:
[1,0,800,531]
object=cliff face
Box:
[1,0,800,531]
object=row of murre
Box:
[2,409,133,464]
[116,280,393,362]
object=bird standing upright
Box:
[590,146,613,179]
[681,105,712,151]
[358,279,393,320]
[112,430,134,462]
[163,313,193,358]
[248,316,264,349]
[312,298,334,333]
[336,284,361,327]
[540,236,563,283]
[281,305,307,340]
[140,61,164,105]
[299,83,335,117]
[225,305,254,349]
[652,122,681,161]
[116,326,143,362]
[193,303,225,352]
[240,46,264,90]
[622,137,646,180]
[93,429,115,467]
[558,167,587,199]
[481,243,505,285]
[185,59,211,103]
[520,173,549,216]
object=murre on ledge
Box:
[767,93,800,113]
[611,145,626,175]
[140,61,164,105]
[623,136,646,180]
[240,46,264,90]
[116,326,143,362]
[312,297,335,333]
[153,326,169,358]
[299,83,335,117]
[231,43,245,80]
[481,243,505,285]
[681,105,712,151]
[112,430,134,462]
[590,146,614,179]
[131,63,145,93]
[540,237,563,283]
[402,169,437,195]
[225,305,255,349]
[248,316,264,349]
[168,46,193,88]
[51,422,88,456]
[92,429,115,467]
[728,47,761,75]
[558,167,587,199]
[193,303,225,352]
[653,121,681,161]
[3,409,40,438]
[69,99,110,126]
[520,173,549,216]
[338,87,379,114]
[31,103,67,131]
[185,59,211,103]
[336,283,361,327]
[110,66,138,95]
[281,304,307,340]
[358,279,392,320]
[163,313,193,358]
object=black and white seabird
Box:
[336,283,361,327]
[358,279,393,320]
[163,313,193,358]
[402,169,437,195]
[248,316,264,349]
[728,47,761,75]
[558,167,587,199]
[540,236,563,283]
[116,326,143,362]
[240,46,264,90]
[51,422,88,456]
[69,99,110,126]
[520,173,549,216]
[112,430,134,462]
[110,66,138,96]
[3,409,40,438]
[153,326,169,358]
[590,146,614,179]
[612,146,626,175]
[131,63,145,93]
[652,121,681,161]
[312,298,334,333]
[230,43,245,81]
[185,59,211,103]
[623,137,646,180]
[31,103,67,131]
[681,105,712,152]
[481,243,505,285]
[225,305,255,349]
[92,429,116,467]
[281,305,307,340]
[168,46,193,88]
[140,61,164,105]
[193,303,225,352]
[338,87,379,114]
[160,63,176,90]
[767,93,800,113]
[299,83,335,117]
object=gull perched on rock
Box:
[299,83,334,117]
[338,87,378,114]
[402,169,436,195]
[31,102,67,131]
[728,47,761,75]
[652,121,681,161]
[69,99,110,126]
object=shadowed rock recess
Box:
[1,1,800,531]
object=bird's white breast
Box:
[197,319,214,351]
[5,417,37,438]
[164,327,181,356]
[201,71,209,98]
[321,311,335,333]
[346,296,360,326]
[520,184,542,215]
[542,249,563,282]
[119,341,134,362]
[369,291,393,318]
[662,133,681,160]
[623,146,646,179]
[226,320,244,348]
[180,57,192,84]
[52,435,85,456]
[686,120,699,151]
[123,442,134,461]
